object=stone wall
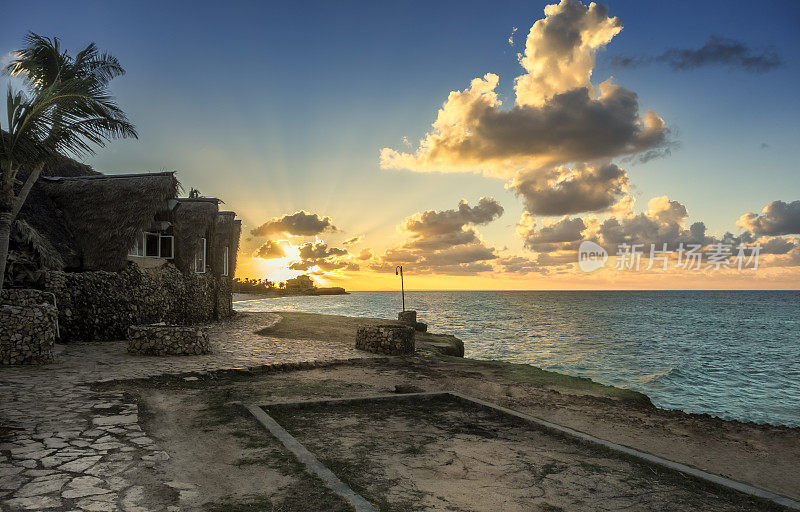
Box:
[0,289,57,364]
[127,324,211,356]
[40,263,233,342]
[397,310,417,326]
[355,324,415,355]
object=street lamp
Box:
[395,265,405,312]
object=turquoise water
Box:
[235,291,800,427]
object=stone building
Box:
[2,157,241,344]
[284,274,315,293]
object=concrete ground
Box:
[0,312,375,511]
[1,311,799,511]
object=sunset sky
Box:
[3,0,800,289]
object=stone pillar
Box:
[355,324,415,355]
[397,310,417,326]
[0,303,57,365]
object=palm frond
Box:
[2,33,137,167]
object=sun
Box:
[254,242,304,283]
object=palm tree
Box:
[0,33,137,289]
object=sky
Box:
[3,0,800,290]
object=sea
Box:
[234,290,800,427]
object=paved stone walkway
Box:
[0,312,377,511]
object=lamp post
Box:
[395,265,405,312]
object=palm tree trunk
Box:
[0,162,45,290]
[0,211,13,290]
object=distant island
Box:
[232,274,348,298]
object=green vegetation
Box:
[257,311,650,404]
[452,357,653,405]
[233,276,346,297]
[255,311,393,343]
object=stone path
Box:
[0,312,377,511]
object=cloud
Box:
[356,248,373,260]
[298,242,347,259]
[514,0,621,107]
[516,196,701,266]
[379,0,667,225]
[498,255,546,274]
[512,163,629,215]
[737,200,800,236]
[252,240,286,259]
[520,215,587,251]
[508,27,518,46]
[595,196,700,249]
[380,74,666,179]
[611,35,782,73]
[0,51,18,68]
[288,241,356,272]
[343,236,362,246]
[758,237,796,255]
[402,197,504,236]
[371,198,503,275]
[251,211,337,237]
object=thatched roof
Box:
[10,150,240,276]
[40,172,179,271]
[15,155,100,269]
[172,198,220,273]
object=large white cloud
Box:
[514,0,622,106]
[380,0,666,185]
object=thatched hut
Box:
[12,166,241,280]
[5,158,242,340]
[39,173,178,271]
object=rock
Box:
[141,451,169,462]
[92,415,137,427]
[394,383,424,394]
[73,497,116,511]
[3,496,62,510]
[57,456,102,473]
[16,477,69,497]
[67,476,104,489]
[61,487,111,499]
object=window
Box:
[194,238,207,273]
[145,233,160,257]
[128,233,174,259]
[223,246,229,276]
[128,233,145,257]
[159,236,174,259]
